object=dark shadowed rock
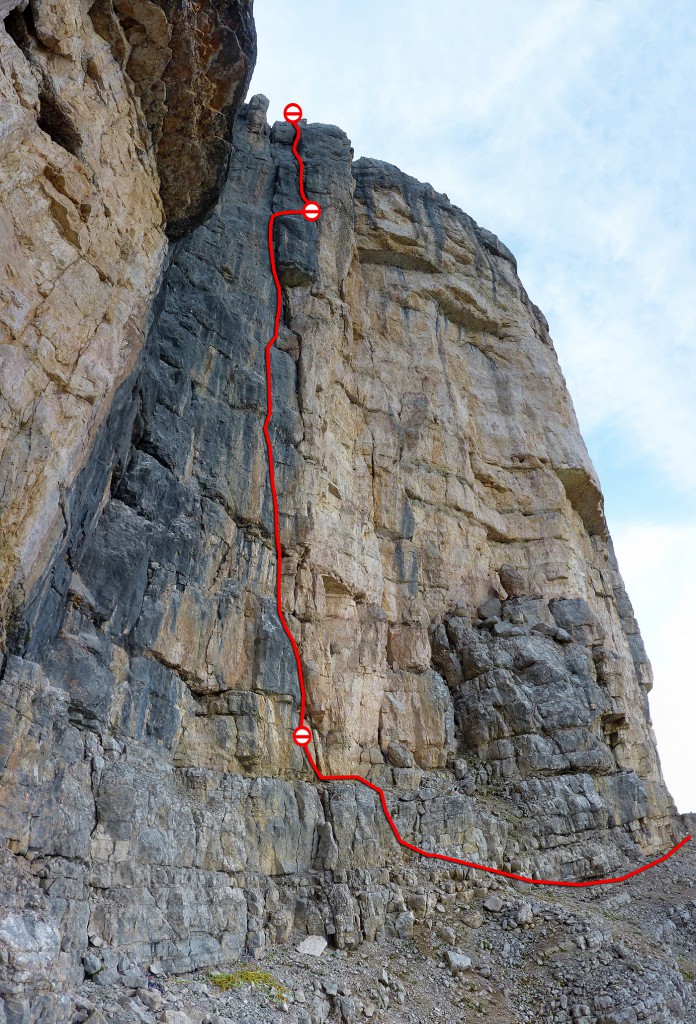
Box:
[90,0,256,236]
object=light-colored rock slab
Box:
[297,935,328,957]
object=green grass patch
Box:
[208,968,287,1003]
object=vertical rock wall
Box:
[0,0,166,651]
[0,86,679,1021]
[0,0,255,655]
[0,3,254,1016]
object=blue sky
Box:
[250,0,696,812]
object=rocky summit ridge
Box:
[0,3,693,1023]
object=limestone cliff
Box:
[0,0,254,660]
[0,6,685,1019]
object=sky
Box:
[250,0,696,812]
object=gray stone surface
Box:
[445,950,472,970]
[297,936,328,957]
[0,92,683,1023]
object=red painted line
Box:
[263,206,308,724]
[262,109,692,888]
[291,127,309,205]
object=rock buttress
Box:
[0,97,679,1018]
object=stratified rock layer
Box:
[0,97,679,1020]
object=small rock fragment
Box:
[492,621,526,638]
[82,952,102,975]
[445,950,472,971]
[84,1013,108,1024]
[297,935,328,956]
[385,742,415,768]
[120,970,144,987]
[516,902,534,925]
[92,966,119,987]
[437,924,457,945]
[498,564,527,598]
[483,894,504,912]
[138,988,163,1011]
[161,1010,193,1024]
[478,597,502,619]
[338,994,358,1021]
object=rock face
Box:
[89,0,256,236]
[0,0,165,657]
[0,74,682,1024]
[0,0,255,656]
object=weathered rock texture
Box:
[0,0,255,656]
[0,0,165,657]
[89,0,256,236]
[0,87,683,1022]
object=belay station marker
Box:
[302,202,321,221]
[293,726,312,747]
[260,101,692,888]
[283,102,303,123]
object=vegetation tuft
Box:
[208,968,287,1003]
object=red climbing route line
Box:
[264,206,308,724]
[261,103,692,888]
[292,133,309,205]
[304,746,691,888]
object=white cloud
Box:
[612,522,696,813]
